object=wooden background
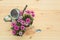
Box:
[0,0,60,40]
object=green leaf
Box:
[11,27,14,30]
[16,22,21,26]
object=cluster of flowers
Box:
[11,10,35,36]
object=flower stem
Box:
[22,5,28,15]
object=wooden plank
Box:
[0,0,60,40]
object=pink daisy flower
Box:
[14,25,19,30]
[20,25,25,30]
[30,11,35,17]
[11,22,16,27]
[17,18,22,22]
[20,20,25,25]
[12,30,16,35]
[26,18,31,24]
[20,11,23,16]
[25,10,30,14]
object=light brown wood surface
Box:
[0,0,60,40]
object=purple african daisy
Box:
[20,20,25,25]
[20,11,23,16]
[30,11,35,17]
[14,25,19,30]
[19,31,23,36]
[11,22,16,27]
[26,18,31,24]
[12,30,16,35]
[17,18,22,22]
[25,10,30,14]
[20,25,25,30]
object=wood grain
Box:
[0,0,60,40]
